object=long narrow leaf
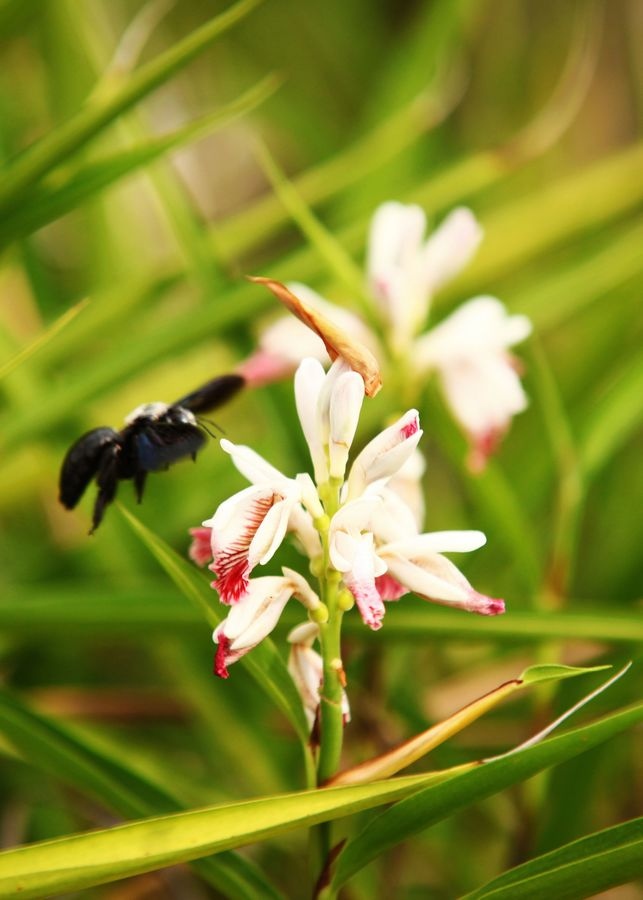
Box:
[0,74,279,246]
[331,703,643,888]
[0,0,261,215]
[0,705,640,898]
[0,689,283,900]
[327,664,609,787]
[462,817,643,900]
[2,587,642,644]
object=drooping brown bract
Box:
[247,276,383,397]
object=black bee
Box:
[59,373,244,533]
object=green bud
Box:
[310,603,329,624]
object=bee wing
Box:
[134,422,206,472]
[59,428,120,509]
[172,373,244,415]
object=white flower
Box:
[329,467,504,627]
[345,408,423,500]
[415,296,532,469]
[287,623,350,731]
[296,357,365,486]
[213,572,320,678]
[367,203,482,351]
[203,482,301,604]
[244,203,531,466]
[377,531,505,615]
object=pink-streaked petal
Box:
[419,207,483,295]
[346,409,423,498]
[213,633,232,678]
[209,558,250,605]
[213,576,295,677]
[382,551,473,605]
[188,526,213,566]
[383,550,505,616]
[206,487,286,604]
[341,533,386,630]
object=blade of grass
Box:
[0,298,88,381]
[0,0,262,215]
[331,703,643,888]
[0,74,280,247]
[462,817,643,900]
[0,688,284,900]
[2,586,642,644]
[0,705,640,898]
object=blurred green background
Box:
[0,0,641,897]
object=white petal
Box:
[287,621,319,646]
[220,439,290,487]
[329,370,365,479]
[346,409,423,499]
[382,530,487,556]
[367,485,420,543]
[295,358,328,483]
[281,566,321,610]
[419,207,483,295]
[217,576,292,648]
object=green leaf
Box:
[0,706,640,898]
[117,505,311,744]
[462,817,643,900]
[518,664,611,686]
[0,298,88,381]
[0,770,446,898]
[2,588,642,645]
[331,703,643,889]
[328,664,611,787]
[0,688,283,900]
[0,0,262,216]
[579,348,643,481]
[0,74,280,246]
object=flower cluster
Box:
[239,202,532,471]
[190,356,503,728]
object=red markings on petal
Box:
[348,580,385,630]
[210,559,250,605]
[214,635,231,679]
[188,527,213,567]
[401,415,419,439]
[375,573,408,601]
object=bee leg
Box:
[90,446,120,534]
[133,468,147,504]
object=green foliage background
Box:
[0,0,641,897]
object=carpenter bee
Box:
[59,373,245,533]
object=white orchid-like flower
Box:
[214,569,321,678]
[192,355,503,729]
[240,202,531,468]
